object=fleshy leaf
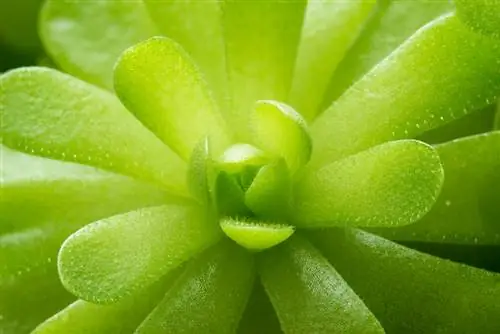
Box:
[143,0,229,117]
[220,218,295,251]
[311,228,500,333]
[187,138,215,205]
[311,13,500,167]
[0,67,187,195]
[373,132,500,245]
[0,225,75,334]
[454,0,500,38]
[294,140,444,228]
[58,204,221,304]
[322,0,452,106]
[222,0,307,141]
[289,0,376,120]
[32,267,183,334]
[0,146,172,233]
[136,241,254,333]
[258,235,384,334]
[114,37,230,160]
[219,143,268,174]
[251,100,312,174]
[245,159,292,221]
[214,171,251,218]
[39,0,156,89]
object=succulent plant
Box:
[1,0,500,333]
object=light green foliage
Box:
[136,241,254,334]
[251,101,312,174]
[312,228,500,334]
[258,235,385,334]
[40,0,157,89]
[294,140,444,228]
[290,0,376,120]
[455,0,500,38]
[311,13,500,167]
[222,0,307,141]
[58,204,221,304]
[375,132,500,245]
[0,67,187,195]
[114,37,230,160]
[220,218,295,251]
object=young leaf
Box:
[214,171,251,218]
[114,37,231,160]
[289,0,376,120]
[251,100,312,174]
[58,204,221,304]
[373,132,500,245]
[222,0,307,141]
[311,228,500,334]
[258,235,385,334]
[294,140,444,228]
[311,13,500,167]
[32,267,183,334]
[0,67,187,195]
[39,0,157,89]
[322,0,452,106]
[245,159,292,221]
[0,146,171,233]
[454,0,500,38]
[136,241,255,334]
[187,138,214,205]
[143,0,229,117]
[220,218,295,251]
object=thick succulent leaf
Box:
[114,37,230,160]
[258,235,384,334]
[32,267,182,334]
[0,67,187,195]
[143,0,229,116]
[39,0,156,89]
[222,0,307,141]
[245,159,292,221]
[136,241,254,334]
[220,218,295,251]
[289,0,376,120]
[294,140,443,228]
[215,171,252,218]
[374,132,500,245]
[0,146,172,233]
[455,0,500,38]
[187,138,215,205]
[311,228,500,333]
[58,204,221,304]
[311,13,500,167]
[219,143,268,174]
[323,0,452,106]
[251,101,312,174]
[0,225,75,334]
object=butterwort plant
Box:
[2,0,500,333]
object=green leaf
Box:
[322,0,452,106]
[143,0,229,117]
[114,37,231,160]
[245,159,292,221]
[187,138,214,205]
[136,241,255,334]
[251,100,312,174]
[373,132,500,245]
[0,0,42,51]
[219,144,268,174]
[214,171,251,218]
[294,140,444,228]
[0,67,187,195]
[311,228,500,334]
[39,0,156,89]
[32,267,183,334]
[258,235,384,334]
[454,0,500,38]
[0,146,172,233]
[58,204,221,304]
[311,13,500,167]
[220,218,295,251]
[289,0,376,120]
[222,0,307,141]
[0,225,75,334]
